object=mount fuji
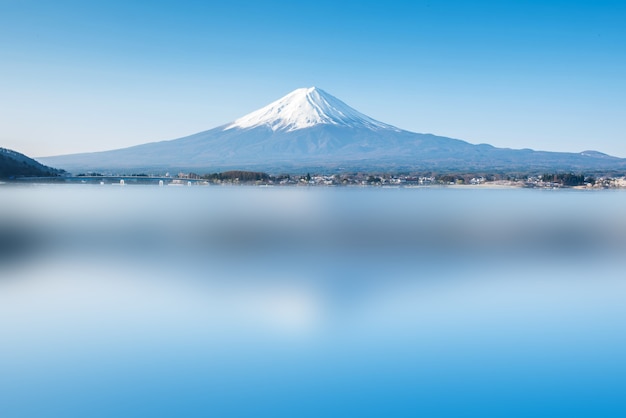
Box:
[40,87,626,174]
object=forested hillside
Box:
[0,147,63,178]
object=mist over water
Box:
[1,184,625,417]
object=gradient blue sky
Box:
[1,0,625,157]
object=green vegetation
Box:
[540,173,587,186]
[201,170,270,182]
[0,147,64,179]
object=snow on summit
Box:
[224,87,400,132]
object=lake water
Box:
[1,184,625,417]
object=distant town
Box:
[3,147,625,188]
[61,170,626,189]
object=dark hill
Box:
[0,147,64,179]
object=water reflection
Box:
[1,185,625,417]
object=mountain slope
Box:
[0,147,63,178]
[39,87,626,174]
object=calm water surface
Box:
[1,185,625,417]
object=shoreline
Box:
[2,177,624,190]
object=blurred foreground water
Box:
[1,184,625,417]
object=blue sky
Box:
[1,0,625,157]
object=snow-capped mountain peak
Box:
[224,87,400,132]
